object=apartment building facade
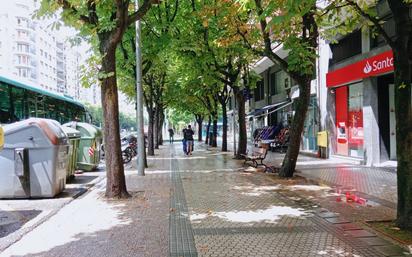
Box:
[246,41,330,153]
[0,0,91,102]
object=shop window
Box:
[335,84,364,158]
[348,85,364,158]
[302,96,319,151]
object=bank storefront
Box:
[326,50,397,164]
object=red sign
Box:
[326,50,394,87]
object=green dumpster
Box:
[63,122,102,171]
[62,126,81,180]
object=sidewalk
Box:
[0,142,409,257]
[0,170,105,253]
[260,149,398,208]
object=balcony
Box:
[15,35,30,44]
[57,72,65,80]
[15,49,30,55]
[15,63,30,69]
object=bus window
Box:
[44,97,56,120]
[11,86,24,121]
[26,92,37,118]
[54,100,68,123]
[0,83,12,123]
[36,95,46,118]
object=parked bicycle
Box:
[121,135,138,164]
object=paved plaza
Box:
[0,143,410,257]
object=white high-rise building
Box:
[0,0,38,84]
[0,0,99,105]
[65,44,82,99]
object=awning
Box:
[261,101,289,111]
[254,101,293,119]
[246,108,265,119]
[246,101,292,119]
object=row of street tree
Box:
[40,0,411,231]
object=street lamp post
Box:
[135,0,145,176]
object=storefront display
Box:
[334,83,364,158]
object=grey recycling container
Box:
[0,118,69,198]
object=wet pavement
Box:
[0,143,409,257]
[261,148,398,207]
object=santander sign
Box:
[327,50,394,87]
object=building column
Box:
[362,78,380,166]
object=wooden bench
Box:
[241,147,269,171]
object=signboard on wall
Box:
[326,50,394,87]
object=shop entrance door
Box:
[335,86,348,155]
[389,84,397,160]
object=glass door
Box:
[347,85,364,158]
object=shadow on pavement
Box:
[0,210,41,239]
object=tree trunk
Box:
[212,113,218,147]
[221,101,228,152]
[147,108,155,156]
[154,107,159,149]
[393,48,412,230]
[144,139,148,168]
[100,47,129,198]
[196,116,203,142]
[235,89,247,159]
[158,108,164,146]
[205,115,211,144]
[279,79,311,177]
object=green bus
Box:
[0,76,91,124]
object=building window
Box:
[330,30,362,65]
[17,43,29,53]
[18,68,29,77]
[370,15,396,49]
[17,55,29,65]
[270,72,277,95]
[271,70,289,95]
[253,80,265,102]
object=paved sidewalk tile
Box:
[166,143,408,257]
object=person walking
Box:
[168,128,174,143]
[182,127,188,155]
[185,125,195,155]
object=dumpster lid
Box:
[63,122,102,138]
[61,126,81,138]
[4,118,67,145]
